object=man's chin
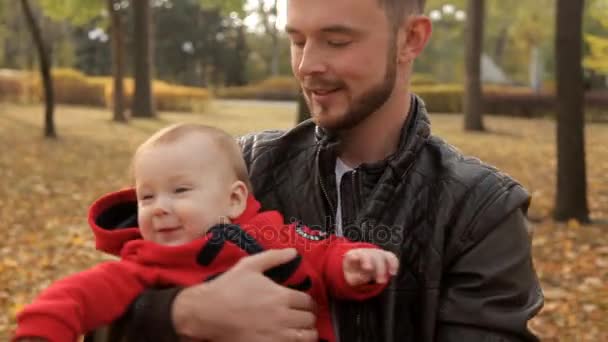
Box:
[312,113,346,131]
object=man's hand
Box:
[172,248,318,341]
[343,248,399,286]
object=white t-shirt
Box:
[332,158,354,339]
[334,158,353,237]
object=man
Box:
[85,0,544,341]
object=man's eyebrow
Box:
[320,25,361,35]
[285,25,361,35]
[285,25,299,34]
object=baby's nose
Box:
[152,198,170,216]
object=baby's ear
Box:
[227,180,249,219]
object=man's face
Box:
[287,0,398,131]
[134,135,236,246]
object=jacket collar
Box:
[315,94,431,177]
[89,188,263,256]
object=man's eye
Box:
[328,41,350,48]
[291,40,305,48]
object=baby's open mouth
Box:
[157,226,181,233]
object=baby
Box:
[14,123,398,342]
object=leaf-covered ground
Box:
[1,102,606,341]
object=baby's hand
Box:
[343,248,399,286]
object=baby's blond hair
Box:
[132,123,252,191]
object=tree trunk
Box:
[296,92,309,124]
[554,0,589,223]
[270,0,280,77]
[131,0,155,118]
[108,0,127,123]
[258,0,280,77]
[463,0,485,132]
[493,26,509,67]
[529,46,544,94]
[20,0,56,138]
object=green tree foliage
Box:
[154,0,249,86]
[39,0,104,26]
[198,0,246,15]
[422,0,554,84]
[584,0,608,73]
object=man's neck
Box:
[338,91,412,167]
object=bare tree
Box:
[554,0,589,222]
[257,0,280,77]
[132,0,156,118]
[20,0,56,138]
[463,0,485,131]
[107,0,128,123]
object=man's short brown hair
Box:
[133,123,252,191]
[378,0,426,28]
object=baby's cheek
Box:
[137,213,153,240]
[139,224,153,241]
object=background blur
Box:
[0,0,606,341]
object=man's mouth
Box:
[310,88,340,96]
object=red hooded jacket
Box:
[14,189,387,342]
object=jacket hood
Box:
[88,188,262,256]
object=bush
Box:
[153,81,211,112]
[415,84,608,119]
[90,76,211,113]
[30,69,107,107]
[410,73,439,86]
[216,76,299,101]
[0,70,26,103]
[413,84,463,113]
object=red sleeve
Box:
[13,261,150,342]
[243,212,387,301]
[322,239,388,300]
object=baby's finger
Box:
[372,253,387,283]
[357,252,373,272]
[386,252,399,275]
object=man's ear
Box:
[227,180,249,220]
[397,15,432,65]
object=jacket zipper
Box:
[319,174,336,226]
[350,169,363,342]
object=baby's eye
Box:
[175,187,190,194]
[140,194,154,200]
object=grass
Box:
[0,101,607,341]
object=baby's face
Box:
[134,135,235,246]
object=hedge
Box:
[215,77,300,101]
[90,76,211,113]
[0,68,211,113]
[216,78,607,118]
[0,69,33,103]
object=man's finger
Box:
[285,328,318,342]
[282,308,317,329]
[286,290,316,312]
[238,248,298,272]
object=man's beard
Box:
[303,46,397,132]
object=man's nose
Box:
[297,42,328,77]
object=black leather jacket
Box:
[236,95,543,341]
[94,95,543,342]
